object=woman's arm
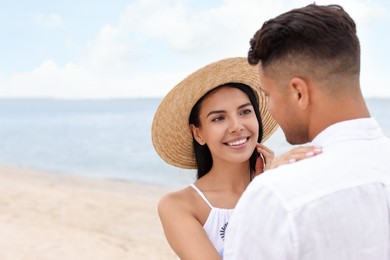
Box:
[158,191,221,260]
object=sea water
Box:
[0,98,389,188]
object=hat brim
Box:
[152,57,278,169]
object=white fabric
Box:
[224,118,390,260]
[190,184,234,257]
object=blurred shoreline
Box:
[0,98,388,187]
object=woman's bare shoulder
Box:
[158,186,197,216]
[157,185,221,259]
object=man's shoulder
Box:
[248,161,322,210]
[247,151,390,211]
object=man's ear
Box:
[190,124,205,145]
[290,77,310,109]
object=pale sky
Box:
[1,0,389,99]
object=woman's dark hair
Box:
[189,83,264,179]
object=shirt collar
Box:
[310,118,383,147]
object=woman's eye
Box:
[241,109,252,115]
[212,116,224,122]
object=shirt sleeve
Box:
[224,177,297,260]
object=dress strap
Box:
[190,184,214,209]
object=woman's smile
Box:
[225,137,250,147]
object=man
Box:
[224,4,390,260]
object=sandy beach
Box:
[0,166,176,259]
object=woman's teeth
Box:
[227,138,247,146]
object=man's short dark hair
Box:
[248,4,360,76]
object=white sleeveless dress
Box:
[190,184,235,257]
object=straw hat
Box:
[152,57,278,169]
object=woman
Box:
[152,57,321,259]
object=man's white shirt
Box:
[224,118,390,260]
